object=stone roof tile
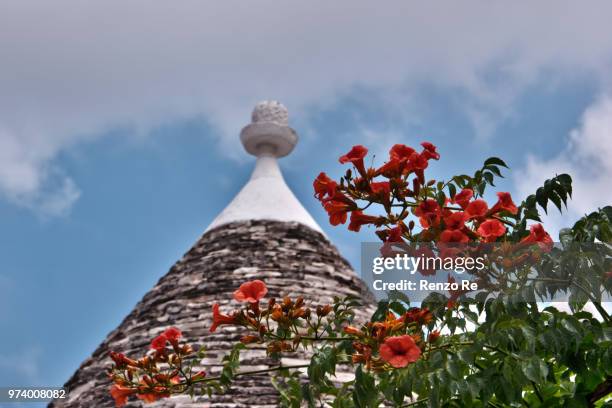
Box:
[50,220,375,407]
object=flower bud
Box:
[240,335,259,344]
[291,308,307,319]
[139,356,150,368]
[343,326,363,336]
[267,341,282,353]
[154,374,169,383]
[295,296,304,308]
[317,304,333,317]
[271,307,284,321]
[428,330,441,343]
[352,353,367,364]
[268,298,276,308]
[158,350,170,363]
[413,177,421,196]
[192,370,206,381]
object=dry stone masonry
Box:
[51,221,376,407]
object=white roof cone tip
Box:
[206,101,324,234]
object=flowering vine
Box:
[107,142,611,407]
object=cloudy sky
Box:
[1,0,611,396]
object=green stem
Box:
[402,397,428,407]
[531,381,544,403]
[427,341,526,362]
[181,363,311,388]
[568,280,611,323]
[300,336,349,341]
[592,302,611,323]
[425,341,475,354]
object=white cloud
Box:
[1,0,612,214]
[514,96,612,236]
[0,129,81,216]
[34,177,81,217]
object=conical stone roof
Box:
[51,102,376,407]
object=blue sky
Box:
[1,1,612,401]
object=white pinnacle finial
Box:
[206,101,323,234]
[240,101,298,158]
[252,100,289,125]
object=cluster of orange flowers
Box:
[314,144,553,248]
[108,279,440,406]
[213,280,434,370]
[211,280,334,353]
[345,307,438,370]
[108,327,204,407]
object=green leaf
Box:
[557,173,572,198]
[447,183,457,199]
[523,208,542,222]
[387,290,411,305]
[436,191,446,206]
[522,356,548,383]
[219,343,245,386]
[308,346,337,386]
[601,205,612,221]
[484,157,509,168]
[557,173,572,186]
[389,300,407,316]
[478,181,486,196]
[535,187,548,213]
[549,191,563,212]
[552,181,568,206]
[524,194,537,209]
[486,165,504,178]
[353,365,379,407]
[371,300,389,322]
